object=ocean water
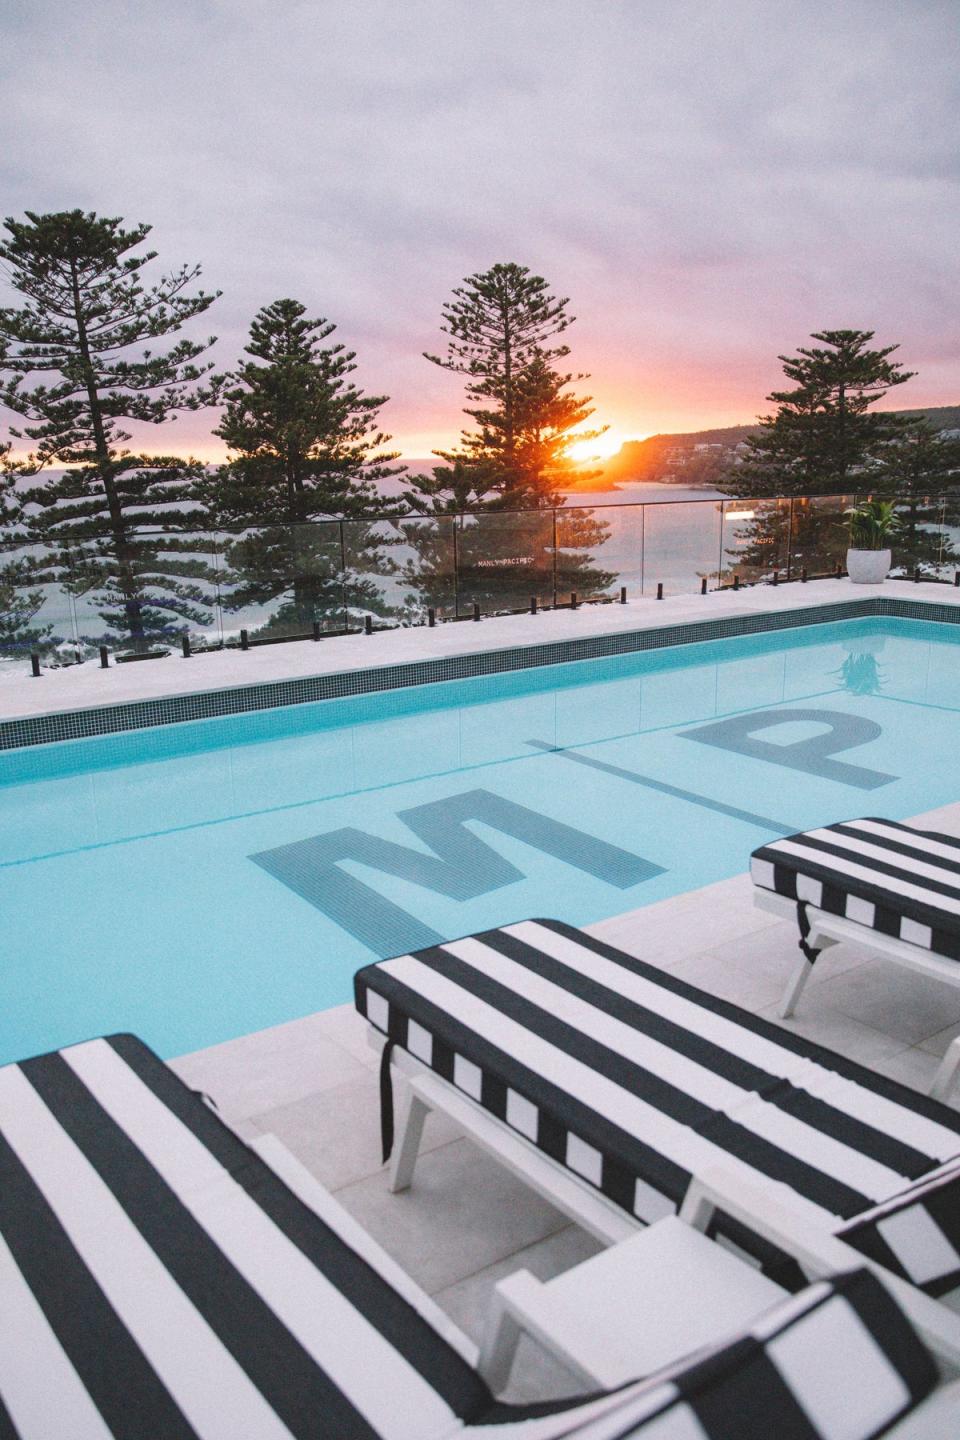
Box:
[2,615,959,1063]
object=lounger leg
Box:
[477,1289,524,1393]
[389,1088,431,1193]
[930,1036,960,1102]
[779,954,815,1019]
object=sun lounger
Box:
[354,918,960,1296]
[0,1032,946,1439]
[751,818,960,1096]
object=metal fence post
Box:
[339,520,348,632]
[212,530,226,648]
[716,502,725,591]
[640,502,646,596]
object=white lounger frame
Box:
[370,1039,960,1376]
[754,888,960,1101]
[384,1044,638,1245]
[680,1167,960,1374]
[257,1122,960,1431]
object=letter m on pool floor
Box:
[250,787,661,956]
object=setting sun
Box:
[565,429,643,463]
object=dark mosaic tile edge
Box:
[2,595,958,753]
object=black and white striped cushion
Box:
[751,818,960,960]
[0,1034,492,1440]
[0,1035,938,1439]
[524,1269,936,1440]
[838,1161,960,1299]
[355,920,960,1240]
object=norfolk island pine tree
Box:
[200,298,406,637]
[720,329,916,582]
[0,438,52,662]
[401,262,615,616]
[0,210,220,655]
[865,422,960,578]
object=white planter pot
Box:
[846,548,891,584]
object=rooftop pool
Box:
[3,614,959,1064]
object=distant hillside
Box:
[592,405,960,486]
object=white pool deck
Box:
[11,575,960,1405]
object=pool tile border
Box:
[2,595,958,753]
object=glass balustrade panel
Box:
[721,498,791,586]
[890,494,951,580]
[0,541,78,675]
[788,494,855,580]
[387,515,458,621]
[456,510,555,615]
[215,522,345,643]
[555,504,627,603]
[642,499,723,595]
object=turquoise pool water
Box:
[3,615,959,1064]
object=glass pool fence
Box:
[1,490,958,672]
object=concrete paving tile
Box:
[434,1226,604,1402]
[221,1113,265,1144]
[588,884,782,968]
[801,942,875,988]
[306,1002,382,1072]
[170,1020,367,1119]
[682,927,872,1011]
[586,909,687,968]
[694,924,801,979]
[490,1335,587,1404]
[807,958,960,1046]
[334,1137,568,1294]
[588,906,720,970]
[918,1020,960,1058]
[871,1046,958,1106]
[255,1073,464,1193]
[667,950,783,1012]
[906,804,960,840]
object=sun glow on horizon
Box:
[6,428,660,471]
[565,429,648,464]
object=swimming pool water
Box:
[3,615,959,1064]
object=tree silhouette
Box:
[727,330,914,497]
[202,299,405,634]
[0,210,219,651]
[403,263,614,613]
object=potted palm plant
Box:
[844,499,900,584]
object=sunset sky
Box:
[2,0,959,464]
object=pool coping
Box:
[2,588,959,752]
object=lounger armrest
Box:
[680,1168,856,1272]
[680,1167,960,1373]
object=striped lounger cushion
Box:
[0,1034,490,1440]
[354,919,960,1249]
[0,1035,936,1440]
[751,817,960,960]
[556,1269,938,1440]
[839,1161,960,1300]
